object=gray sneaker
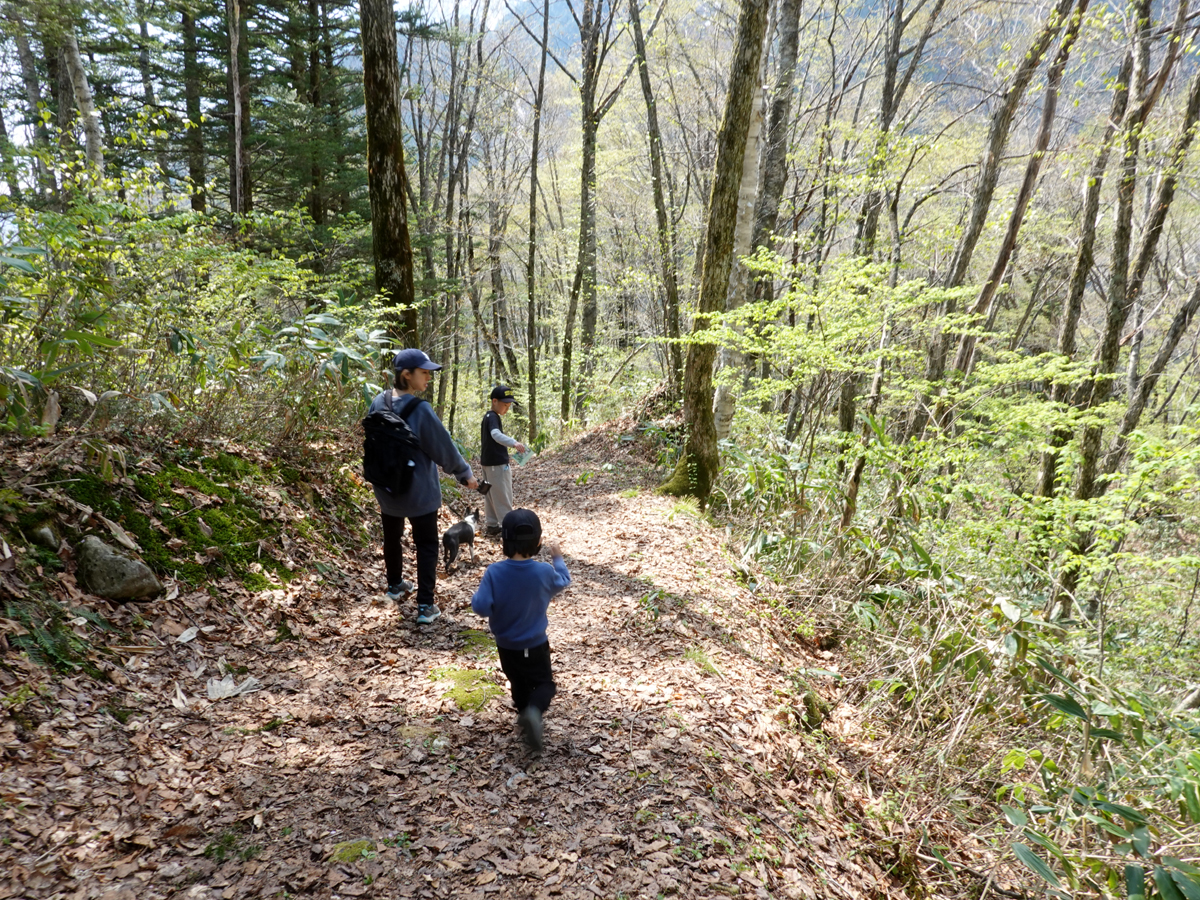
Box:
[386,580,414,600]
[415,603,441,625]
[518,706,544,752]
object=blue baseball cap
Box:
[393,348,442,371]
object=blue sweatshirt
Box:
[367,391,472,518]
[471,556,571,650]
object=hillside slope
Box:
[0,428,994,899]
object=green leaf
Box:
[1156,868,1186,900]
[1169,869,1200,900]
[1001,805,1027,827]
[1165,859,1200,879]
[1127,864,1145,900]
[1035,656,1081,693]
[1092,727,1125,742]
[1097,802,1148,826]
[998,597,1021,622]
[1041,693,1088,720]
[0,255,37,273]
[1184,784,1200,823]
[61,330,121,348]
[1132,825,1151,858]
[1014,843,1061,888]
[1083,814,1130,839]
[1023,829,1068,863]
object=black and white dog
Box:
[442,508,481,571]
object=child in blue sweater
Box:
[471,509,570,751]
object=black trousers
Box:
[381,510,439,607]
[497,641,557,713]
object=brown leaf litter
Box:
[0,427,1006,899]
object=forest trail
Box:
[0,429,975,900]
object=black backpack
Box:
[362,393,425,493]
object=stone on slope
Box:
[76,535,162,601]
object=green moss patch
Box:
[459,628,497,658]
[65,462,288,588]
[430,666,503,711]
[329,839,376,863]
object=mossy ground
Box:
[430,666,503,711]
[61,446,366,590]
[459,628,497,658]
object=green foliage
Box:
[3,595,106,677]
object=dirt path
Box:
[0,430,943,900]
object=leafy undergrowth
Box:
[0,425,1016,899]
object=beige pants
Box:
[483,463,514,528]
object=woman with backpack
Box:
[364,348,477,624]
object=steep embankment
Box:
[1,428,990,899]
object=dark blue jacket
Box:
[368,391,471,518]
[471,557,571,650]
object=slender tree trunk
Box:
[487,199,521,380]
[659,0,769,504]
[1035,52,1132,499]
[12,16,54,199]
[908,0,1074,440]
[855,0,945,256]
[135,0,172,188]
[1104,282,1200,475]
[228,0,247,213]
[0,107,22,203]
[631,0,683,397]
[182,9,206,211]
[841,310,891,529]
[526,0,550,439]
[359,0,419,344]
[237,2,253,211]
[307,0,324,227]
[944,0,1074,289]
[61,32,103,173]
[947,0,1087,382]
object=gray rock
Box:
[31,525,59,551]
[76,535,162,602]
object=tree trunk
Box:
[359,0,419,345]
[659,0,769,504]
[947,0,1087,381]
[526,0,550,439]
[841,311,891,530]
[630,0,682,397]
[1035,53,1131,499]
[713,80,766,443]
[855,0,945,257]
[135,0,172,188]
[228,0,247,213]
[1103,281,1200,475]
[61,32,103,173]
[182,8,206,211]
[0,107,22,203]
[943,0,1074,289]
[908,0,1074,440]
[13,16,55,199]
[307,0,324,227]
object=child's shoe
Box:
[518,706,544,751]
[415,603,441,625]
[385,580,414,601]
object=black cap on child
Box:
[501,508,542,557]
